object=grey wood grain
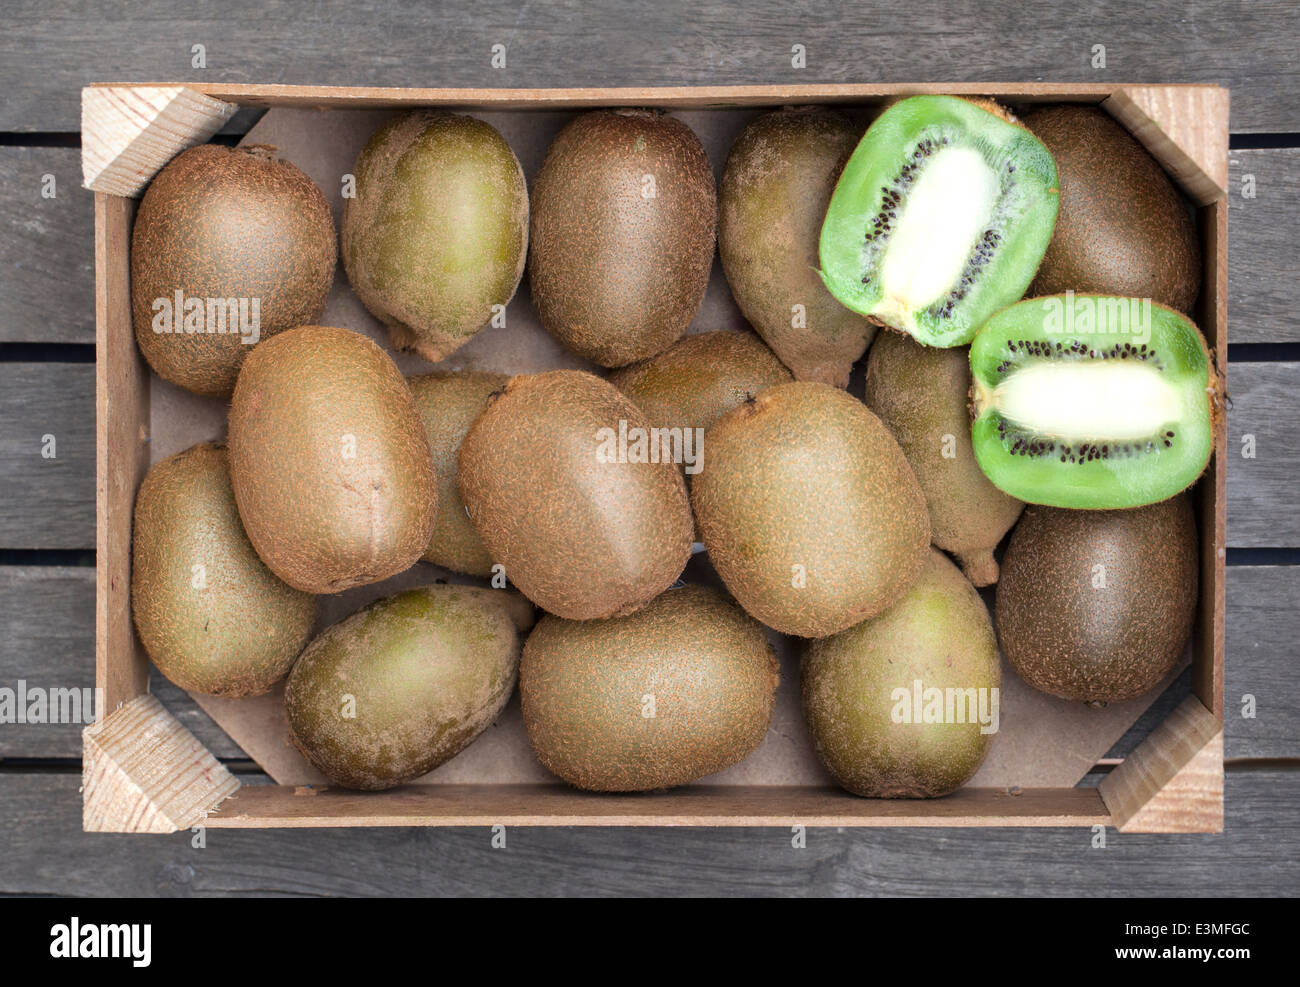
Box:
[1226,362,1300,547]
[1224,566,1300,758]
[0,1,1296,133]
[0,148,94,344]
[0,769,1294,896]
[1228,149,1300,344]
[0,364,95,549]
[0,566,243,759]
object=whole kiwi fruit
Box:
[995,496,1198,701]
[131,144,335,397]
[131,442,316,697]
[691,380,930,638]
[528,109,716,367]
[285,584,530,790]
[864,330,1023,585]
[803,549,1001,798]
[341,111,529,363]
[1024,105,1201,313]
[408,371,509,577]
[719,107,875,387]
[458,370,694,619]
[520,585,779,791]
[228,325,437,594]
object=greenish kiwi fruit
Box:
[803,549,1000,798]
[819,95,1059,347]
[520,585,778,792]
[228,325,437,594]
[528,109,716,367]
[285,584,530,790]
[131,442,316,697]
[131,144,335,397]
[407,371,509,577]
[691,380,930,638]
[719,107,876,387]
[864,331,1023,586]
[458,370,694,620]
[341,111,528,363]
[970,294,1218,509]
[1024,105,1201,313]
[995,497,1197,702]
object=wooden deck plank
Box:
[0,769,1293,895]
[1,564,1293,761]
[0,364,95,548]
[0,148,94,344]
[0,2,1298,133]
[1226,362,1300,547]
[1228,149,1300,343]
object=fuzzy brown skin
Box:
[1024,105,1201,314]
[285,585,524,791]
[864,330,1024,585]
[408,371,509,577]
[528,109,716,367]
[341,111,528,363]
[691,381,931,638]
[227,326,437,594]
[520,585,779,792]
[131,443,316,697]
[131,144,335,398]
[457,370,694,620]
[719,107,875,387]
[802,549,1000,798]
[995,497,1198,702]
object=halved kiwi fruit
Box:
[970,294,1218,509]
[819,95,1059,347]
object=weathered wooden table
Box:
[2,2,1296,896]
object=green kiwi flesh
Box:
[228,325,437,594]
[719,107,876,387]
[1024,105,1201,313]
[691,380,930,638]
[131,442,316,697]
[131,144,336,397]
[995,498,1197,702]
[865,331,1023,585]
[341,111,528,363]
[970,294,1216,509]
[819,95,1059,347]
[285,584,527,790]
[520,585,778,792]
[457,370,694,620]
[528,109,716,367]
[803,549,1000,798]
[408,371,509,577]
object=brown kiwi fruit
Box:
[131,144,335,397]
[520,585,778,791]
[408,371,509,577]
[528,109,716,367]
[228,325,437,594]
[341,111,529,363]
[719,107,876,387]
[691,380,930,638]
[1024,105,1201,313]
[864,330,1024,585]
[802,549,1000,798]
[285,584,530,791]
[457,370,694,620]
[131,442,316,697]
[995,496,1198,701]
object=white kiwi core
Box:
[992,361,1181,442]
[875,147,1000,328]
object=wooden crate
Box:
[83,83,1228,834]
